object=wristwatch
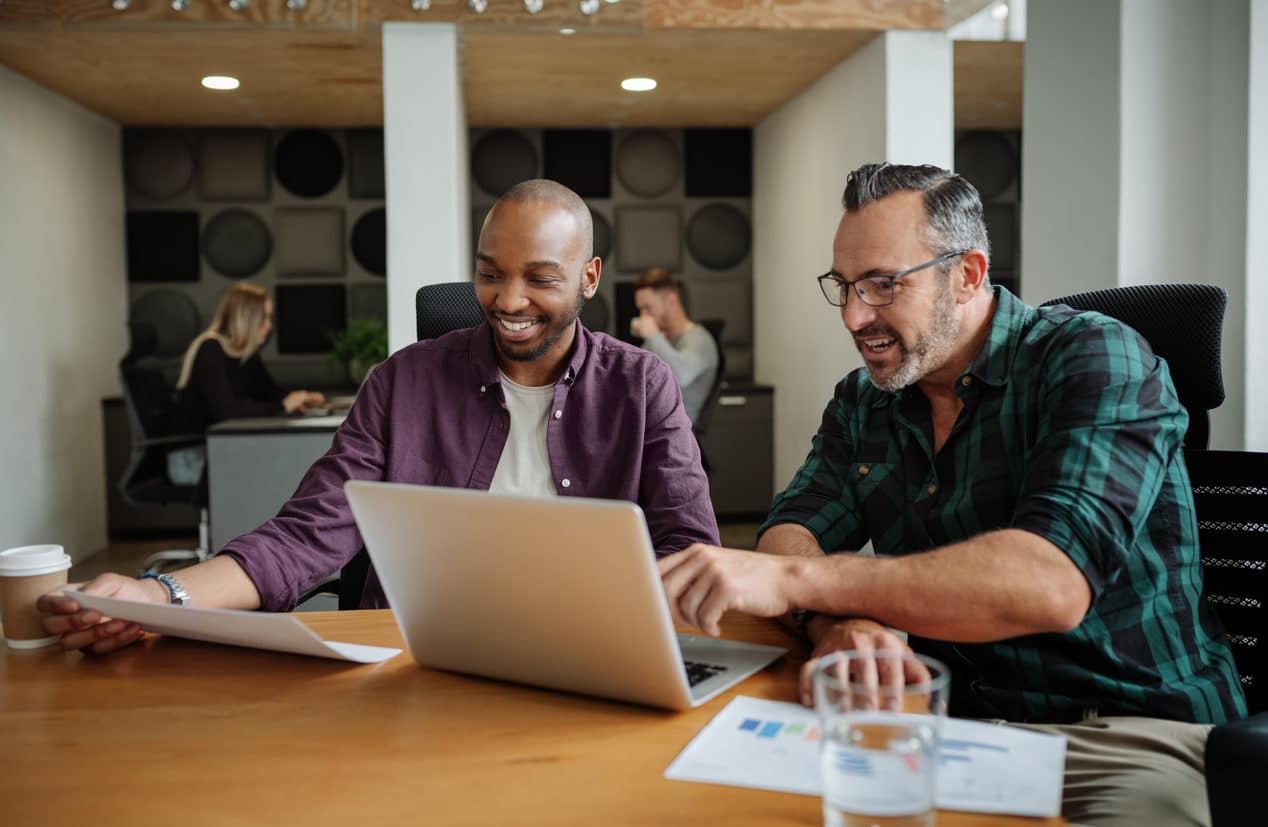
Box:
[141,572,191,606]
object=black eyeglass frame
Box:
[817,250,970,308]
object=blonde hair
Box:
[176,282,271,390]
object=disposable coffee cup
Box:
[0,544,72,649]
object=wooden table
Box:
[1,611,1063,826]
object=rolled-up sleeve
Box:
[639,359,720,556]
[219,362,396,611]
[1010,317,1188,599]
[759,378,867,553]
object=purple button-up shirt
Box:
[220,322,720,611]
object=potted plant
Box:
[328,317,388,385]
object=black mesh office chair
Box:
[339,283,487,608]
[1040,283,1226,449]
[694,318,727,473]
[1040,284,1265,823]
[118,323,210,573]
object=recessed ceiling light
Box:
[202,76,241,91]
[170,0,190,10]
[991,1,1009,19]
[621,77,657,92]
[559,27,576,35]
[111,0,131,9]
[410,0,430,9]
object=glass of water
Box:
[813,650,950,827]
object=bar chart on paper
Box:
[665,696,1066,818]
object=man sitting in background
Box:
[630,268,720,425]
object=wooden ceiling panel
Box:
[461,28,876,127]
[645,0,943,31]
[954,40,1024,129]
[0,30,384,125]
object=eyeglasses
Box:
[817,250,968,308]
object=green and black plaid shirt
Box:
[762,286,1245,724]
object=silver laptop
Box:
[344,481,786,711]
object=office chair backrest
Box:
[1040,284,1226,449]
[694,318,727,437]
[415,282,486,341]
[120,322,175,440]
[1185,449,1268,714]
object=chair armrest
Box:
[1206,711,1268,826]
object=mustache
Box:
[852,324,899,340]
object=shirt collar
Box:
[964,284,1033,388]
[467,319,586,390]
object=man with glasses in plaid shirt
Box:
[659,163,1244,826]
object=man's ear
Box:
[955,249,990,302]
[582,257,601,298]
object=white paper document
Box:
[665,696,1066,818]
[72,591,402,663]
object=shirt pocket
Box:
[852,461,906,538]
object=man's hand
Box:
[630,312,661,339]
[798,617,926,709]
[658,544,798,636]
[36,573,166,654]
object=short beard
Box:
[494,282,588,363]
[864,277,960,393]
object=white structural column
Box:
[753,31,952,491]
[1247,0,1268,449]
[382,23,469,354]
[1023,0,1261,450]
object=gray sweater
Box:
[641,325,719,424]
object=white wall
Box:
[383,23,470,354]
[1025,0,1256,448]
[754,32,952,491]
[1020,0,1122,305]
[0,67,127,562]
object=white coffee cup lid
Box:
[0,544,72,577]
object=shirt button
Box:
[554,410,562,420]
[927,484,937,495]
[561,478,571,488]
[961,376,972,387]
[858,465,870,476]
[480,385,487,393]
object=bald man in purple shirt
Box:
[40,180,719,653]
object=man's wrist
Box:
[138,576,171,604]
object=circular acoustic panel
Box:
[615,130,681,197]
[471,130,538,197]
[274,129,344,198]
[351,208,387,277]
[202,209,271,277]
[590,209,611,260]
[686,204,752,270]
[130,289,202,358]
[954,131,1017,201]
[124,130,195,201]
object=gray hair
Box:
[842,163,991,264]
[494,178,594,259]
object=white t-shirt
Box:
[488,371,557,498]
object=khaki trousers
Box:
[1006,716,1211,827]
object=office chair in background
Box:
[694,318,727,474]
[118,322,210,574]
[1041,283,1266,825]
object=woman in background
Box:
[168,282,325,483]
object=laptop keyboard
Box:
[684,660,730,687]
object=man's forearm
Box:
[166,555,262,610]
[756,523,826,558]
[784,528,1092,643]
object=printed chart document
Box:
[665,696,1066,818]
[72,591,402,664]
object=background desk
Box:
[1,612,1064,827]
[207,414,344,550]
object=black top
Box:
[171,338,285,433]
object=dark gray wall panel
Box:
[202,208,272,277]
[686,203,751,270]
[274,129,344,198]
[125,129,195,201]
[274,207,345,277]
[199,130,270,201]
[130,289,202,358]
[615,130,681,198]
[615,205,681,271]
[471,130,538,198]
